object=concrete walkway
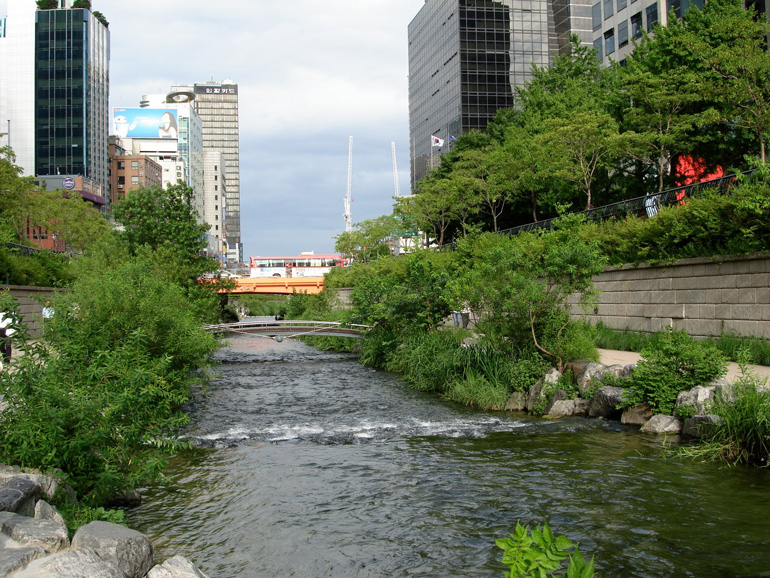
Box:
[598,348,770,383]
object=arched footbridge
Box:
[204,319,372,339]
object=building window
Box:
[215,195,218,200]
[604,0,614,18]
[618,0,628,9]
[215,185,218,191]
[117,161,125,170]
[605,29,616,54]
[118,176,125,185]
[131,161,139,169]
[592,2,602,28]
[214,175,218,181]
[131,176,139,185]
[631,12,643,37]
[618,20,629,46]
[646,2,658,30]
[593,37,603,60]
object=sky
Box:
[1,0,427,260]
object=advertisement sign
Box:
[112,108,179,139]
[62,177,75,190]
[194,84,237,96]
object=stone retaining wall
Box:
[570,253,770,339]
[1,285,58,339]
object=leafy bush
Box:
[624,328,727,414]
[496,522,595,578]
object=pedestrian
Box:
[452,310,461,327]
[0,309,16,363]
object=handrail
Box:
[498,170,754,237]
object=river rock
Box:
[640,415,683,434]
[569,362,629,397]
[572,398,590,417]
[71,521,154,578]
[0,536,47,577]
[587,386,624,420]
[682,414,721,438]
[11,547,123,577]
[147,554,210,578]
[504,391,526,412]
[0,477,41,516]
[543,390,568,415]
[544,399,575,418]
[1,511,69,553]
[526,368,561,412]
[34,500,67,529]
[675,386,716,415]
[621,403,654,426]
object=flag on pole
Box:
[431,135,444,147]
[448,134,457,143]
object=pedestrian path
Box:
[598,348,770,383]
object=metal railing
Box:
[498,170,754,237]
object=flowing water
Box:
[127,332,770,577]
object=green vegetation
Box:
[229,294,287,317]
[0,179,225,509]
[620,328,727,414]
[496,522,595,578]
[677,352,770,466]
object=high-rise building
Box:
[409,0,580,185]
[172,81,241,266]
[0,0,110,198]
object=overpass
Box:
[204,319,372,339]
[224,276,326,295]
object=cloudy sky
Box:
[2,0,427,259]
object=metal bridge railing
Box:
[498,170,754,237]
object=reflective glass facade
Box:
[34,8,109,194]
[409,0,571,185]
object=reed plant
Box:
[678,352,770,467]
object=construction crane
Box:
[344,136,353,233]
[391,141,401,198]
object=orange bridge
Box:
[225,276,326,295]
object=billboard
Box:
[194,84,237,96]
[112,108,179,139]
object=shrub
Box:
[624,328,727,414]
[496,521,595,578]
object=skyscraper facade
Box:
[35,6,110,194]
[173,81,241,266]
[0,0,110,199]
[408,0,568,184]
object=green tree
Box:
[680,0,770,163]
[36,0,58,9]
[451,147,508,232]
[334,215,401,263]
[71,0,92,9]
[112,181,209,259]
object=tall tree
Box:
[112,181,209,260]
[680,0,770,163]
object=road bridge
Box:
[204,319,371,339]
[224,276,326,295]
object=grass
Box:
[592,322,770,366]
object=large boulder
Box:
[544,399,576,418]
[71,521,154,578]
[621,403,654,426]
[147,555,210,578]
[567,362,630,397]
[0,540,47,577]
[1,511,69,553]
[675,386,716,415]
[0,477,42,516]
[504,391,526,412]
[34,500,66,529]
[587,386,625,420]
[640,415,683,434]
[526,368,561,413]
[682,414,721,438]
[572,398,591,417]
[10,547,123,578]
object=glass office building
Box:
[35,7,110,195]
[408,0,564,185]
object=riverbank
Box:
[598,348,770,382]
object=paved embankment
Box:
[599,348,770,382]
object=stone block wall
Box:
[1,285,57,338]
[570,253,770,339]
